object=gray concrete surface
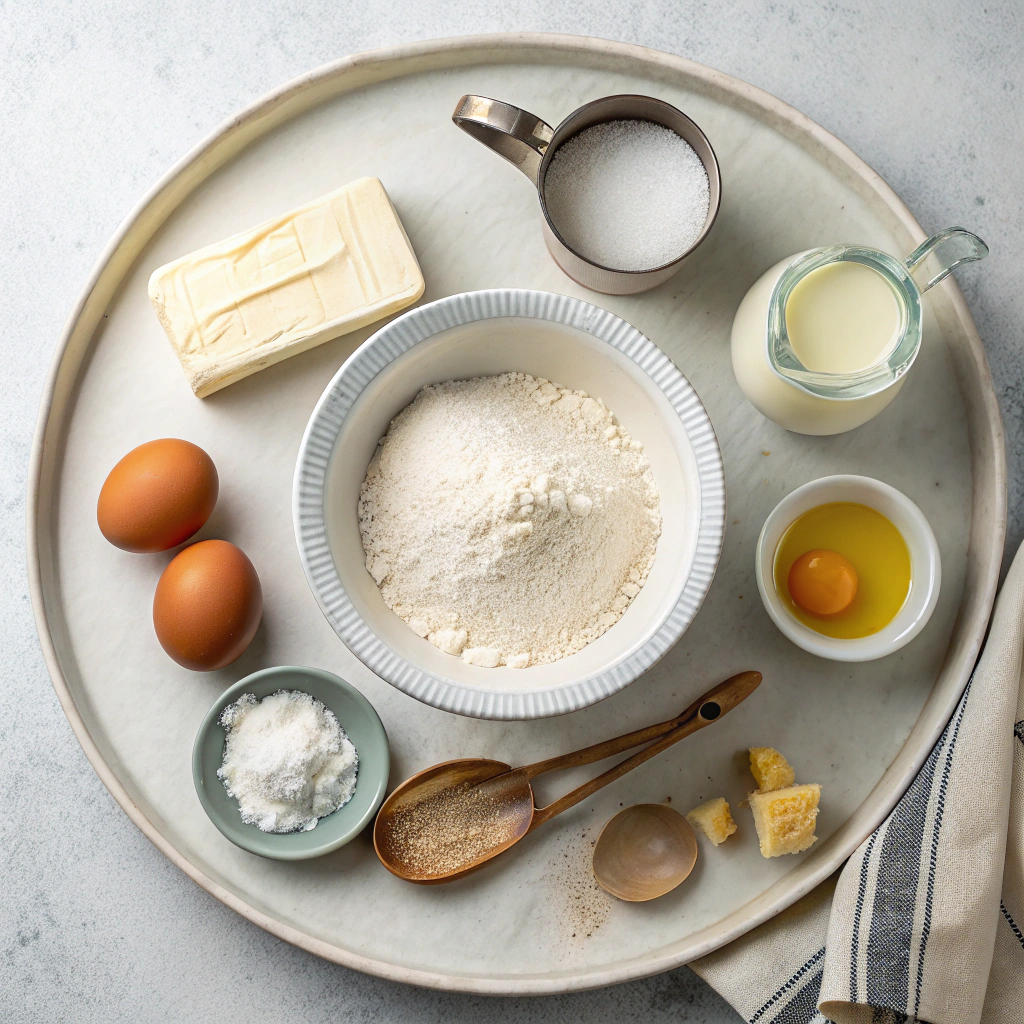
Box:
[2,2,1021,1021]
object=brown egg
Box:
[153,540,262,671]
[97,439,218,552]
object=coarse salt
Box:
[217,690,359,834]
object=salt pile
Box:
[217,690,359,834]
[543,119,710,272]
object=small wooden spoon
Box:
[373,670,760,884]
[592,804,698,901]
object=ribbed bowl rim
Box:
[292,288,725,719]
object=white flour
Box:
[358,373,661,668]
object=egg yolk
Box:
[773,502,911,638]
[787,549,858,616]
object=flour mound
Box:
[357,373,662,668]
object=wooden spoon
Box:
[592,804,698,901]
[373,670,760,884]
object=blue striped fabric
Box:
[1000,902,1023,951]
[749,948,826,1023]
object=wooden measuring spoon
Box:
[592,804,698,901]
[373,670,760,884]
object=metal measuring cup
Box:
[452,94,721,295]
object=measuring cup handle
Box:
[904,227,989,293]
[452,95,554,187]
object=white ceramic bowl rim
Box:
[755,474,942,662]
[293,289,726,718]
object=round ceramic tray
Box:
[28,34,1005,994]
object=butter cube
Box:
[149,177,424,397]
[749,783,820,857]
[749,746,795,793]
[686,797,737,846]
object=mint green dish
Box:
[192,665,390,860]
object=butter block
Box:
[749,746,795,793]
[686,797,737,846]
[149,177,425,397]
[749,783,820,857]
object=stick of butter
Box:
[148,177,424,397]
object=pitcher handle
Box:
[452,95,554,188]
[904,227,989,293]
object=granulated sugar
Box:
[543,119,710,271]
[358,373,661,668]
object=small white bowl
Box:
[293,289,725,720]
[755,475,941,662]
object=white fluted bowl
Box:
[293,290,725,719]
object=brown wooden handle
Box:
[520,670,762,781]
[526,670,761,831]
[520,720,682,780]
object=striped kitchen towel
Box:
[691,539,1024,1024]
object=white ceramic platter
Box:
[29,34,1005,994]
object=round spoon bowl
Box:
[373,759,535,883]
[592,804,698,901]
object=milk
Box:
[785,261,901,374]
[730,253,905,435]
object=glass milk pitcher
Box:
[730,228,988,435]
